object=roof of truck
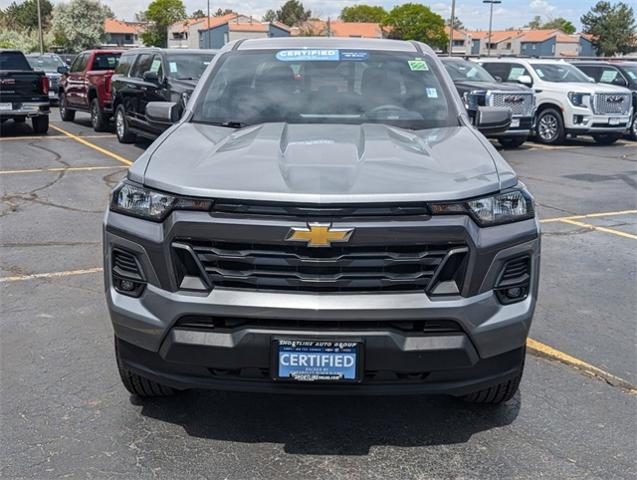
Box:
[234,36,431,54]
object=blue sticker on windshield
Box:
[341,51,369,61]
[276,49,340,62]
[426,87,438,98]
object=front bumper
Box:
[488,117,533,138]
[565,108,632,134]
[105,210,540,395]
[0,102,50,118]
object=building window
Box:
[125,34,131,41]
[506,42,511,49]
[453,40,464,46]
[532,44,536,50]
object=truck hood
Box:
[540,81,632,94]
[140,122,513,203]
[454,80,531,92]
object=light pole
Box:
[36,0,44,53]
[207,0,211,49]
[483,0,501,57]
[448,0,456,56]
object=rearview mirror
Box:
[146,101,179,124]
[143,71,160,84]
[517,75,532,86]
[475,106,512,135]
[57,66,69,75]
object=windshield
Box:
[192,49,456,130]
[532,63,591,83]
[26,55,65,72]
[621,65,637,82]
[167,53,215,80]
[443,59,495,82]
[0,51,31,70]
[92,53,120,71]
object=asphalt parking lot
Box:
[1,111,636,479]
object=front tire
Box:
[115,104,136,143]
[13,117,26,124]
[498,137,527,149]
[535,108,565,145]
[592,133,621,145]
[59,93,75,121]
[32,115,49,134]
[629,115,637,141]
[90,98,108,132]
[115,338,175,397]
[462,351,524,405]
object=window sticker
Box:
[341,51,369,61]
[169,62,178,73]
[150,58,162,73]
[408,60,429,71]
[508,67,525,80]
[426,87,438,98]
[600,70,618,83]
[626,70,636,80]
[276,49,340,62]
[535,68,545,78]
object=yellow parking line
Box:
[559,218,637,240]
[0,165,125,175]
[527,338,637,394]
[0,267,103,283]
[0,134,115,141]
[49,125,133,166]
[540,209,637,224]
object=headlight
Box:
[567,92,590,108]
[110,182,212,221]
[430,188,534,226]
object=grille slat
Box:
[176,240,464,293]
[488,92,534,117]
[592,93,631,115]
[112,250,143,281]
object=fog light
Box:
[120,279,136,292]
[506,287,522,298]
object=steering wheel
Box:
[365,104,411,119]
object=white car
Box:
[478,58,633,145]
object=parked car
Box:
[25,53,66,105]
[105,37,539,404]
[441,57,535,148]
[58,50,122,131]
[111,48,216,143]
[0,49,50,133]
[573,61,637,140]
[479,58,633,145]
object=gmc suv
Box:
[479,58,633,145]
[105,38,540,404]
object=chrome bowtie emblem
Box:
[285,223,354,247]
[504,95,525,104]
[606,96,624,103]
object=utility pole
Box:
[327,17,331,37]
[448,0,456,56]
[36,0,44,53]
[483,0,501,57]
[207,0,211,49]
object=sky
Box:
[0,0,594,30]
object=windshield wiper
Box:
[177,76,194,80]
[206,121,249,128]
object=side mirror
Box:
[143,71,160,84]
[517,75,533,86]
[494,75,503,82]
[585,75,595,83]
[57,66,69,75]
[475,106,511,135]
[146,101,179,124]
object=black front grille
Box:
[176,316,463,334]
[175,240,466,293]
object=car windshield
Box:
[621,65,637,82]
[192,49,456,130]
[443,59,494,82]
[27,55,65,72]
[166,53,215,80]
[531,63,591,83]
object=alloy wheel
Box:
[116,110,125,139]
[538,114,558,141]
[91,103,98,128]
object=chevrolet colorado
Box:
[105,38,540,404]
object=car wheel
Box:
[90,98,108,132]
[629,115,637,141]
[31,115,49,134]
[498,137,527,149]
[13,117,26,124]
[592,133,621,145]
[59,93,75,122]
[535,108,565,145]
[115,337,174,397]
[462,352,525,405]
[115,104,136,144]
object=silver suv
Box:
[105,38,540,404]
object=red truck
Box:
[58,50,121,131]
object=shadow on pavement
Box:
[135,390,520,455]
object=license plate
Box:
[274,339,361,382]
[510,118,520,128]
[609,118,621,126]
[0,103,12,111]
[49,91,56,98]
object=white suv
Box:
[479,58,633,145]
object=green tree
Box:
[51,0,110,52]
[140,0,186,47]
[263,9,276,22]
[2,0,54,30]
[274,0,311,27]
[525,15,542,29]
[383,3,448,50]
[447,16,464,30]
[191,9,205,18]
[581,1,636,56]
[542,17,576,34]
[214,8,234,17]
[0,27,54,51]
[340,5,387,23]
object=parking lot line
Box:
[49,125,133,166]
[540,209,637,224]
[0,165,125,175]
[559,218,637,241]
[0,134,115,141]
[527,338,637,395]
[0,267,103,283]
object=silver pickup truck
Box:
[104,37,540,405]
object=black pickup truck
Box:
[0,49,50,133]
